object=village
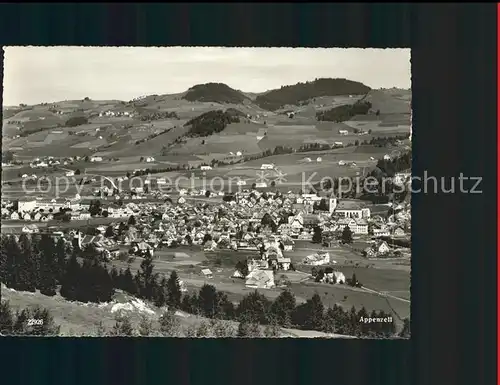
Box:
[1,176,411,294]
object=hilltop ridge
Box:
[254,78,371,111]
[183,83,250,104]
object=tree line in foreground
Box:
[0,234,410,337]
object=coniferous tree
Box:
[292,293,324,331]
[379,310,397,338]
[154,275,167,307]
[181,294,198,315]
[77,258,94,302]
[105,226,114,238]
[217,291,235,320]
[110,266,119,289]
[307,293,325,331]
[55,238,68,284]
[270,289,296,327]
[18,234,37,292]
[341,226,354,244]
[356,306,369,336]
[166,270,182,309]
[0,300,14,335]
[60,254,81,301]
[122,266,138,295]
[90,259,114,302]
[38,235,57,296]
[312,226,323,243]
[4,235,22,290]
[197,284,218,318]
[346,306,361,336]
[368,310,381,336]
[0,236,8,285]
[237,290,271,324]
[136,254,156,300]
[322,304,347,334]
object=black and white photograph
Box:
[1,46,411,338]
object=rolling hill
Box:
[2,80,410,161]
[183,83,250,104]
[254,78,371,111]
[363,89,411,114]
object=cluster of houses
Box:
[98,110,135,118]
[3,182,411,241]
[29,156,74,169]
[316,267,346,284]
[0,182,411,295]
[303,251,331,266]
[2,181,410,269]
[230,238,293,289]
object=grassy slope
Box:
[1,285,351,338]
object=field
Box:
[2,284,351,337]
[3,88,410,175]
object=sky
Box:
[3,47,411,106]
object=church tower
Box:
[328,198,337,214]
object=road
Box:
[361,286,410,303]
[80,168,118,190]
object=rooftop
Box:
[336,200,366,211]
